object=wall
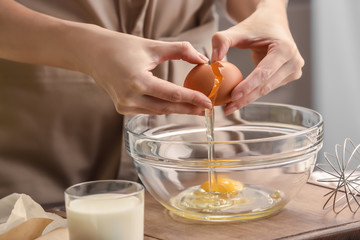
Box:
[312,0,360,168]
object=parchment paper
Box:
[0,193,67,240]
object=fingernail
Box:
[232,92,243,102]
[211,49,218,63]
[204,100,213,109]
[198,52,209,63]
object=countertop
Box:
[49,182,360,240]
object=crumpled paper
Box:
[0,193,67,240]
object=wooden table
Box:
[50,183,360,239]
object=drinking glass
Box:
[65,180,144,240]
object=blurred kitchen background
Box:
[219,0,360,166]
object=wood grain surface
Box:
[143,183,360,240]
[48,183,360,240]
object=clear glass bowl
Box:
[125,102,323,222]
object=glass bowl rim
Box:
[125,102,324,145]
[64,180,144,199]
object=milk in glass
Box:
[67,193,144,240]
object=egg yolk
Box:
[201,177,244,194]
[208,61,224,105]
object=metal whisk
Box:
[316,138,360,214]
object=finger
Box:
[140,95,206,115]
[114,105,155,115]
[211,27,251,62]
[230,47,291,102]
[224,59,302,115]
[141,74,213,109]
[152,41,209,65]
[116,96,206,115]
[211,31,232,62]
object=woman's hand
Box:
[0,1,212,116]
[211,0,304,115]
[83,28,212,115]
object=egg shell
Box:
[184,61,243,106]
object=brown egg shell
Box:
[184,61,243,106]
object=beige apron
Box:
[0,0,217,204]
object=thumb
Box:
[211,31,232,62]
[211,27,249,62]
[153,41,209,65]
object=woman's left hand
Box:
[211,0,304,115]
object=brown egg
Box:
[184,61,243,106]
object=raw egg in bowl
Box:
[125,102,323,221]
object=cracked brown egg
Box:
[184,61,243,106]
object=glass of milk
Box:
[65,180,144,240]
